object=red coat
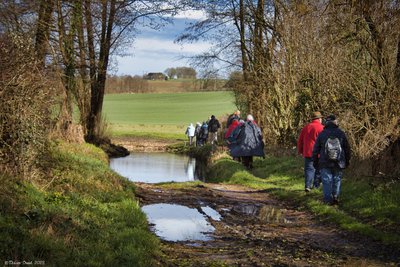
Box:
[225,119,240,139]
[297,119,323,158]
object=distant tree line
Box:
[106,75,151,93]
[164,67,197,79]
[105,71,227,93]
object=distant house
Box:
[144,72,166,80]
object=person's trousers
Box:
[320,167,343,203]
[241,156,253,169]
[304,157,320,189]
[209,132,218,145]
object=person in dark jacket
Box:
[312,115,351,205]
[229,115,264,169]
[297,111,324,192]
[198,121,209,146]
[208,115,221,146]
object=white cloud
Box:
[135,38,211,54]
[174,10,207,20]
[115,38,211,75]
[114,10,211,76]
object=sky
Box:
[114,10,211,77]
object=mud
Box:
[135,183,399,266]
[112,136,179,152]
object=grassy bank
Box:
[207,153,400,249]
[103,91,236,139]
[0,142,159,266]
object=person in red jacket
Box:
[297,111,324,192]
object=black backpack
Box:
[325,136,342,161]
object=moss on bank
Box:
[0,141,159,266]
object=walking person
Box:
[229,115,264,170]
[312,115,351,205]
[225,118,242,162]
[185,123,195,146]
[194,122,202,147]
[208,115,221,146]
[198,121,209,146]
[297,111,324,192]
[227,110,241,128]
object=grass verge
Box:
[207,154,400,249]
[0,141,160,266]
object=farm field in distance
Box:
[103,91,236,138]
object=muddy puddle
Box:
[142,202,292,242]
[142,203,220,241]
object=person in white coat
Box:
[185,123,195,146]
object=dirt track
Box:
[135,183,399,267]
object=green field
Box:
[103,91,236,137]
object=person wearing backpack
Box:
[198,121,209,146]
[312,115,351,205]
[208,115,221,146]
[297,111,324,192]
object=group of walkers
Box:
[185,110,265,170]
[298,112,351,205]
[185,115,221,147]
[186,109,351,206]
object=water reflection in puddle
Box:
[233,204,259,216]
[142,203,219,241]
[201,206,222,221]
[110,152,204,183]
[233,204,293,224]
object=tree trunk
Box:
[35,0,54,67]
[55,0,75,135]
[74,0,90,134]
[396,39,400,83]
[86,0,117,142]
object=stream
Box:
[109,152,204,183]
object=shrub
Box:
[0,33,56,176]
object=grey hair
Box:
[246,114,254,121]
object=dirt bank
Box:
[111,136,180,152]
[135,183,399,267]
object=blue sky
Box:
[114,11,211,76]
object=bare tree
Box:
[37,0,188,142]
[181,0,400,160]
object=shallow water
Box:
[233,204,293,224]
[110,152,203,183]
[142,203,219,241]
[201,206,222,221]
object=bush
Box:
[0,33,56,176]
